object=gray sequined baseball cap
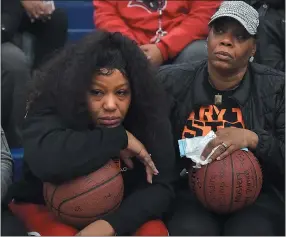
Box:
[209,1,259,35]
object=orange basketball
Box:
[43,160,124,228]
[189,150,263,214]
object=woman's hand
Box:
[76,220,115,236]
[201,127,258,162]
[140,44,164,66]
[119,149,135,169]
[121,131,159,184]
[21,0,54,21]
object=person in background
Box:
[94,0,222,66]
[1,0,68,148]
[157,1,284,235]
[20,0,68,68]
[1,0,31,148]
[251,0,285,71]
[6,31,177,236]
[1,127,28,236]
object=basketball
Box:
[189,150,263,214]
[43,160,124,228]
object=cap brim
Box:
[209,13,256,36]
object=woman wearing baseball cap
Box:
[158,1,285,235]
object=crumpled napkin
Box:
[178,131,219,168]
[178,131,249,169]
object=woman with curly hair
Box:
[6,31,177,236]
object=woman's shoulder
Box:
[157,60,206,79]
[156,60,206,98]
[250,63,284,79]
[250,63,284,101]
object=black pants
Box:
[166,189,285,236]
[1,42,31,148]
[19,8,68,68]
[1,208,28,236]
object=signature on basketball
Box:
[217,159,228,206]
[208,174,216,197]
[234,169,254,203]
[104,193,112,199]
[208,175,228,206]
[237,154,245,168]
[74,206,82,212]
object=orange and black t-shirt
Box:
[182,82,245,139]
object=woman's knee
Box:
[167,218,220,236]
[166,209,220,236]
[174,40,208,64]
[1,43,30,70]
[224,209,277,236]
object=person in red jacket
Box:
[93,0,222,66]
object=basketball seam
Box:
[203,163,209,209]
[50,185,59,215]
[57,172,122,213]
[244,151,259,202]
[57,190,123,219]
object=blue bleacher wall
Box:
[56,1,95,41]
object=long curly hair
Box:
[27,30,168,134]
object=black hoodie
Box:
[7,105,177,235]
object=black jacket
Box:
[1,0,23,43]
[256,7,285,72]
[157,61,285,197]
[8,108,177,235]
[245,0,285,72]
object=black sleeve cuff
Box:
[117,125,128,149]
[101,125,128,150]
[251,128,269,159]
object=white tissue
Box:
[178,130,250,169]
[178,131,218,168]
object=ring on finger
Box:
[221,142,228,149]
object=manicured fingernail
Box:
[217,157,221,160]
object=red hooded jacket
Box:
[93,0,222,60]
